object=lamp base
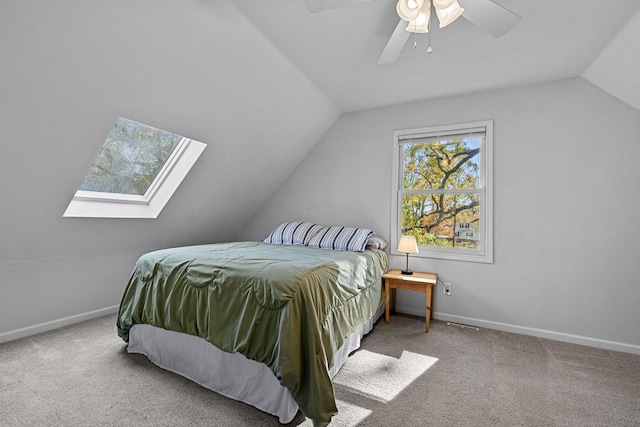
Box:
[401,269,414,275]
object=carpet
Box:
[1,314,639,426]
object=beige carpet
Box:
[1,314,639,426]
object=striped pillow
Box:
[263,221,324,246]
[308,226,374,252]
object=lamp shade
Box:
[435,1,464,28]
[397,236,419,254]
[396,0,425,21]
[405,0,430,33]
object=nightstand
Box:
[383,269,438,333]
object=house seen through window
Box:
[391,121,493,263]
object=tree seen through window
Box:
[401,137,481,249]
[80,117,182,196]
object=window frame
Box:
[63,136,206,219]
[390,120,493,263]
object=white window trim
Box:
[63,137,206,219]
[390,120,493,263]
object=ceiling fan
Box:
[304,0,521,64]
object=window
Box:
[64,117,206,218]
[391,121,493,263]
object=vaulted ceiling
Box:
[2,0,639,262]
[2,0,640,341]
[233,0,640,113]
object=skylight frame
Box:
[64,120,206,219]
[71,135,191,205]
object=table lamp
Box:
[397,236,419,275]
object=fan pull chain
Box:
[427,2,433,54]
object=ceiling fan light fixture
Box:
[404,0,430,33]
[396,0,425,21]
[435,1,464,28]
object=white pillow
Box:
[308,226,374,252]
[365,235,388,250]
[263,221,324,245]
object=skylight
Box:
[64,117,206,219]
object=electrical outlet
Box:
[443,282,453,295]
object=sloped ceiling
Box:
[2,0,640,339]
[2,0,639,265]
[234,0,640,113]
[0,0,339,263]
[582,8,640,112]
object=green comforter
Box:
[117,241,387,426]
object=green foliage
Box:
[80,118,182,196]
[401,138,481,249]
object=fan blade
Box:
[305,0,377,13]
[460,0,521,38]
[378,19,411,65]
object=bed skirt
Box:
[127,302,385,424]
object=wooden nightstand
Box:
[383,269,438,333]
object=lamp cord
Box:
[436,277,448,294]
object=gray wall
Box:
[2,1,639,355]
[0,0,339,340]
[242,77,640,354]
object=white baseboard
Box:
[0,305,120,344]
[395,305,640,356]
[4,304,639,356]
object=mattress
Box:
[127,303,385,424]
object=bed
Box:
[116,222,388,426]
